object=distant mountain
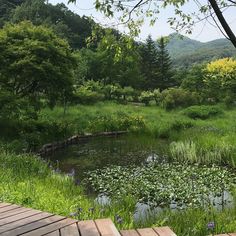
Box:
[166,33,236,68]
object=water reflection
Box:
[95,194,111,206]
[93,189,233,222]
[48,134,168,180]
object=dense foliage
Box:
[0,21,75,115]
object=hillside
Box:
[167,33,236,68]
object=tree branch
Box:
[208,0,236,48]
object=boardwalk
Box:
[0,202,176,236]
[1,202,235,236]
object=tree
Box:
[0,0,25,27]
[139,35,159,89]
[204,58,236,102]
[0,21,75,111]
[181,64,206,93]
[69,0,236,48]
[83,29,143,88]
[156,37,173,90]
[11,0,95,49]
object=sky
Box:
[49,0,236,42]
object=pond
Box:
[48,134,169,180]
[47,134,236,221]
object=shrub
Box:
[121,86,135,101]
[102,84,121,100]
[182,105,223,119]
[160,88,200,109]
[139,91,154,106]
[153,89,161,105]
[88,113,145,132]
[74,86,104,104]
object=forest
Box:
[0,0,236,235]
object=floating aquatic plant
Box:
[86,163,236,208]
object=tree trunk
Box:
[208,0,236,48]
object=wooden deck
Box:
[0,202,176,236]
[1,202,236,236]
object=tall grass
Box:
[170,141,198,163]
[170,140,235,165]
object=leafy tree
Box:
[73,50,90,85]
[0,0,25,27]
[0,21,75,111]
[181,64,206,93]
[156,37,173,90]
[139,35,159,89]
[83,30,143,88]
[204,58,236,102]
[11,0,95,49]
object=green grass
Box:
[39,101,194,138]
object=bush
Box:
[102,84,121,100]
[160,88,200,109]
[139,91,154,106]
[182,105,223,119]
[153,89,161,105]
[74,86,104,104]
[88,113,146,132]
[121,86,135,101]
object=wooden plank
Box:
[0,209,42,226]
[95,218,120,236]
[153,227,177,236]
[0,207,31,220]
[60,223,80,236]
[78,220,100,236]
[120,229,140,236]
[0,203,12,208]
[0,205,20,213]
[21,218,78,236]
[0,215,65,236]
[45,230,60,236]
[137,228,159,236]
[0,212,53,234]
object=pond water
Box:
[48,134,169,180]
[47,134,235,221]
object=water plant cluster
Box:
[86,162,236,208]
